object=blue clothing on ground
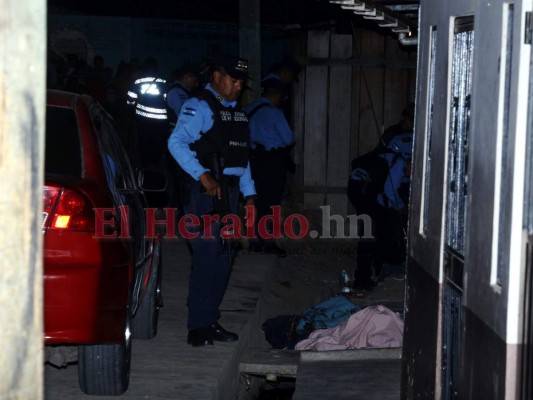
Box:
[167,83,256,197]
[244,98,294,150]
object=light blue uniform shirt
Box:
[244,98,294,151]
[167,84,256,197]
[166,82,189,117]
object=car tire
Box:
[78,303,132,396]
[132,239,162,340]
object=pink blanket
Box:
[295,305,404,351]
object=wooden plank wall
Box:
[327,34,353,217]
[299,29,417,217]
[303,30,330,210]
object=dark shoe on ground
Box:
[208,322,239,342]
[187,327,214,347]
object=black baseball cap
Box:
[212,55,249,80]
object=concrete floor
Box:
[44,236,406,400]
[44,238,274,400]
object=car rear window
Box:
[45,106,82,177]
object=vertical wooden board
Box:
[304,30,330,209]
[327,34,352,187]
[383,68,410,128]
[358,67,385,154]
[383,35,416,129]
[239,0,261,103]
[305,193,326,215]
[327,34,352,216]
[357,30,386,154]
[306,30,330,58]
[360,29,385,60]
[291,69,305,207]
[327,194,350,224]
[303,64,329,210]
[347,31,363,215]
[407,66,417,104]
[350,30,363,162]
[291,34,307,208]
[303,64,328,185]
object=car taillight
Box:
[42,185,95,231]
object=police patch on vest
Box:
[220,110,232,121]
[233,111,248,122]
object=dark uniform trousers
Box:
[183,181,239,330]
[349,185,407,286]
[135,118,169,169]
[250,146,288,228]
[135,118,170,208]
[348,181,387,287]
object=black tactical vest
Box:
[189,89,250,170]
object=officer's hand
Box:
[199,172,221,199]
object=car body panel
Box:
[43,89,157,346]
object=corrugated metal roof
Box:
[329,0,419,36]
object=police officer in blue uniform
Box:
[165,63,201,210]
[262,56,301,86]
[245,79,294,257]
[262,56,301,124]
[126,57,168,170]
[166,63,201,132]
[167,55,256,347]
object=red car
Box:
[43,89,165,395]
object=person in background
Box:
[165,62,201,211]
[167,55,257,347]
[374,106,414,279]
[58,53,89,94]
[86,54,113,105]
[262,56,301,86]
[126,57,169,207]
[376,102,415,152]
[245,79,294,257]
[348,149,389,292]
[166,63,201,132]
[126,56,168,170]
[348,102,415,292]
[261,56,301,124]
